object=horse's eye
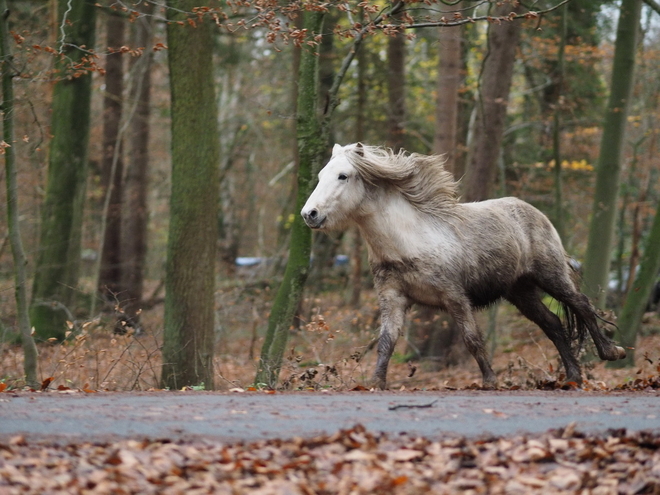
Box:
[338,173,348,181]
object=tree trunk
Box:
[256,11,326,388]
[433,14,462,173]
[161,1,220,390]
[347,36,367,308]
[463,4,523,202]
[581,0,642,308]
[308,16,341,293]
[30,0,96,340]
[609,200,660,368]
[119,2,154,326]
[97,11,125,302]
[1,0,39,387]
[387,25,406,152]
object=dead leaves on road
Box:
[1,424,659,494]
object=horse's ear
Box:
[355,142,364,157]
[332,143,343,156]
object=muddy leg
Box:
[569,293,626,361]
[507,284,582,384]
[372,291,407,390]
[448,300,497,389]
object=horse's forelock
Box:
[345,144,459,215]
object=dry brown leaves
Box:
[1,424,659,494]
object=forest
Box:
[0,0,659,392]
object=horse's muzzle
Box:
[301,208,325,229]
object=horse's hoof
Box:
[482,379,498,390]
[565,375,583,387]
[370,377,387,390]
[600,345,627,361]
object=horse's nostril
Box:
[309,209,318,219]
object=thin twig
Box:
[388,400,438,411]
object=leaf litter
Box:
[1,424,659,494]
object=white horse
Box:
[301,143,625,389]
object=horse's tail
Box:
[561,302,587,350]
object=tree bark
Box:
[581,0,642,308]
[433,14,462,174]
[463,4,523,202]
[30,0,96,340]
[161,1,220,390]
[609,200,660,368]
[387,25,406,152]
[97,11,125,301]
[120,2,154,326]
[348,36,367,308]
[1,0,39,386]
[256,10,326,388]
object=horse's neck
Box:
[356,192,451,263]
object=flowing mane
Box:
[344,144,459,216]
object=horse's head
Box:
[301,143,366,231]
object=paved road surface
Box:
[1,390,658,443]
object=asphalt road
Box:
[1,390,658,443]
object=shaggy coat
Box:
[301,143,625,389]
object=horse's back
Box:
[461,196,566,269]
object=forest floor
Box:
[2,283,660,394]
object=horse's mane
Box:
[344,144,459,216]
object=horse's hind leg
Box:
[447,300,497,389]
[506,282,582,384]
[538,272,626,362]
[566,292,626,361]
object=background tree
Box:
[610,202,660,368]
[30,0,96,340]
[386,8,406,151]
[161,0,220,390]
[582,0,643,308]
[120,2,154,327]
[1,0,38,386]
[256,10,326,388]
[432,9,463,172]
[463,2,524,202]
[97,8,126,303]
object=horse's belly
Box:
[401,274,453,309]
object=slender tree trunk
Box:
[97,11,125,301]
[551,2,567,242]
[582,0,642,308]
[120,3,153,325]
[30,0,96,340]
[348,37,367,307]
[433,12,462,173]
[609,200,660,367]
[463,4,523,202]
[161,1,220,390]
[308,18,341,292]
[1,1,39,387]
[387,25,406,152]
[256,11,325,388]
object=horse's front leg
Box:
[373,290,407,390]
